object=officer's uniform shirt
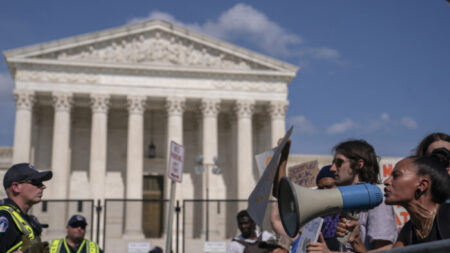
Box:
[0,198,42,253]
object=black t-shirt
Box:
[399,203,450,246]
[0,198,42,253]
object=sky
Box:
[0,1,449,157]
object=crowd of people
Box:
[1,132,449,253]
[229,132,450,253]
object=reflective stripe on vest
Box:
[0,205,36,252]
[50,239,99,253]
[50,239,63,253]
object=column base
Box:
[122,231,145,240]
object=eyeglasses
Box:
[69,223,86,230]
[332,158,346,168]
[18,180,44,188]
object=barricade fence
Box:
[26,198,450,253]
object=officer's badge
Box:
[0,216,8,233]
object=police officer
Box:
[0,163,52,253]
[50,215,102,253]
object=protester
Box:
[414,132,450,157]
[414,132,450,175]
[387,148,450,246]
[49,214,103,253]
[315,165,340,251]
[227,210,275,253]
[345,148,450,251]
[307,140,397,253]
[0,163,52,253]
[149,246,163,253]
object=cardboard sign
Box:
[248,126,293,228]
[255,148,276,177]
[288,160,319,187]
[296,218,323,253]
[168,141,184,182]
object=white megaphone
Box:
[277,176,383,238]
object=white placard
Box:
[204,241,227,253]
[168,141,184,182]
[255,148,276,177]
[247,126,293,228]
[297,217,323,253]
[127,242,151,253]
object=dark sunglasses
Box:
[332,158,345,168]
[18,180,44,188]
[69,222,86,229]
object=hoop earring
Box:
[415,189,422,200]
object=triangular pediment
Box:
[4,20,298,75]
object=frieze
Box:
[35,30,272,71]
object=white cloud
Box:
[126,4,341,62]
[326,118,356,135]
[381,113,390,121]
[400,117,418,129]
[0,73,14,99]
[287,115,317,134]
[325,114,418,135]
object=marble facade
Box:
[3,20,298,251]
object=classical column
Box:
[165,97,185,249]
[268,101,289,147]
[51,92,73,199]
[166,97,185,146]
[89,94,110,200]
[200,98,226,238]
[12,90,35,163]
[200,99,222,198]
[234,100,255,199]
[124,95,146,239]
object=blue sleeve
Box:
[291,235,301,253]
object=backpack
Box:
[232,234,269,253]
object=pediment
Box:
[5,20,298,75]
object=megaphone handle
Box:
[336,211,360,244]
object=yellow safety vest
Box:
[50,238,99,253]
[0,205,36,253]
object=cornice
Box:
[4,20,299,73]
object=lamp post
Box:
[194,155,221,241]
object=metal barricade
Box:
[103,199,169,252]
[182,199,277,253]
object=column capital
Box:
[14,90,35,111]
[127,95,147,115]
[52,92,73,112]
[234,100,255,119]
[166,97,185,116]
[268,100,289,120]
[90,94,110,114]
[200,98,221,118]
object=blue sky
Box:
[1,1,449,157]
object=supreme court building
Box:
[3,20,298,251]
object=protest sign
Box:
[288,160,319,187]
[247,126,293,228]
